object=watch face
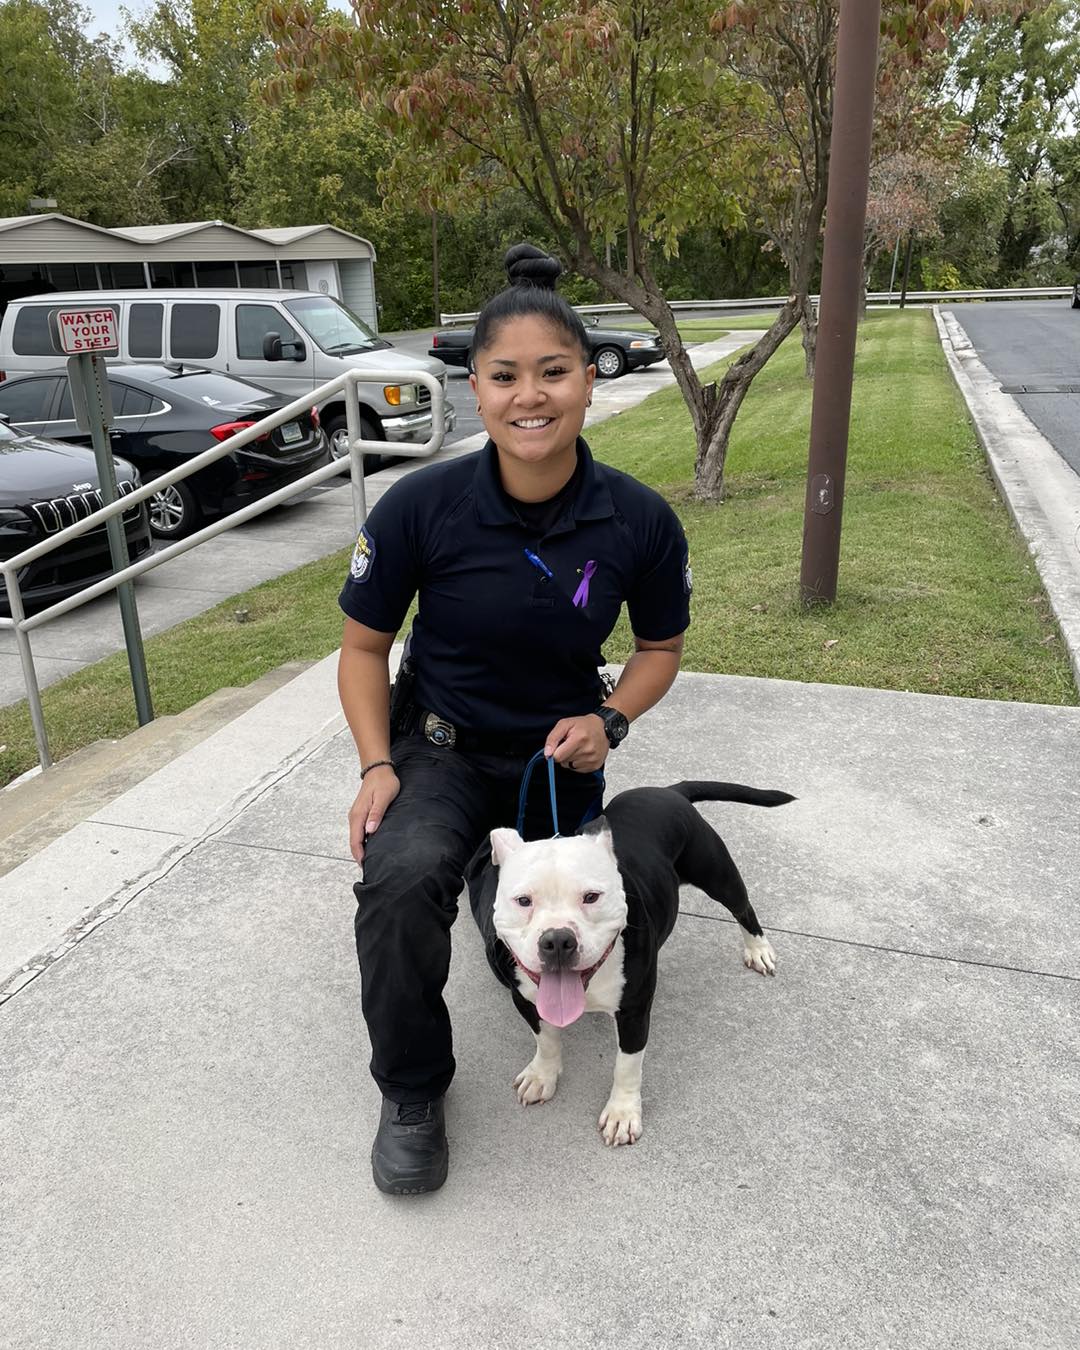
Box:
[603,709,629,745]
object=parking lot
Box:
[0,329,752,710]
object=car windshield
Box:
[283,297,380,355]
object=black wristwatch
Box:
[595,705,629,749]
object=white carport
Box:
[0,215,380,329]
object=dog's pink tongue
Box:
[537,969,586,1027]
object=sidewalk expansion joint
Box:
[210,837,354,866]
[680,907,1078,984]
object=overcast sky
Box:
[83,1,353,74]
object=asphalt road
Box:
[945,300,1080,477]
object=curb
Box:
[934,306,1080,690]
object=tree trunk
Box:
[694,296,804,499]
[573,248,711,464]
[898,230,915,309]
[571,244,806,503]
[801,303,818,379]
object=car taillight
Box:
[310,406,320,429]
[431,335,438,346]
[210,420,269,443]
[0,371,6,382]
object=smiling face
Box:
[490,824,627,1027]
[469,314,595,482]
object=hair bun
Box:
[505,242,561,291]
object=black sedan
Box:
[429,315,666,379]
[0,365,330,539]
[0,417,151,615]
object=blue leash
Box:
[515,749,604,838]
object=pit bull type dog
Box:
[467,781,794,1146]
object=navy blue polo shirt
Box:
[338,438,690,737]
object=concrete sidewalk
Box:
[2,316,1079,1347]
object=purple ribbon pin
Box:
[572,559,597,608]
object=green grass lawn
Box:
[591,311,1075,701]
[1,309,1074,786]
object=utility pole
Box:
[799,0,882,606]
[432,211,440,326]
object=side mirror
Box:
[263,332,307,362]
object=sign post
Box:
[49,307,154,725]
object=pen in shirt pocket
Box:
[523,547,554,580]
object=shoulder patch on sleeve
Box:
[349,525,376,582]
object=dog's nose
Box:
[538,927,578,970]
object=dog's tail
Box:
[668,780,795,808]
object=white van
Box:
[0,289,454,456]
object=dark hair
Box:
[471,243,590,369]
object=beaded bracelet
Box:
[360,759,396,779]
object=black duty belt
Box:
[417,710,543,757]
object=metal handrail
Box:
[1,366,446,770]
[439,285,1074,324]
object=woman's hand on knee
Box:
[349,767,400,864]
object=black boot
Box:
[371,1097,449,1195]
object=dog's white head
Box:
[489,820,627,1028]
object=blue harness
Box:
[515,749,605,838]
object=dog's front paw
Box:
[514,1060,560,1105]
[598,1095,642,1147]
[741,930,777,976]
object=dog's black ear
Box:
[579,815,615,856]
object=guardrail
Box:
[1,366,446,771]
[439,286,1074,325]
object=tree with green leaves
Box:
[0,0,74,216]
[267,0,1010,499]
[267,0,770,499]
[0,0,177,223]
[951,0,1080,281]
[126,0,277,220]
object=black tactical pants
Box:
[353,732,603,1103]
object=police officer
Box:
[337,244,691,1194]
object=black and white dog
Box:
[468,781,793,1146]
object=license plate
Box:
[280,421,303,444]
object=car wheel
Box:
[149,480,201,540]
[326,413,382,472]
[593,345,627,379]
[1072,289,1080,309]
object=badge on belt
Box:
[423,713,457,747]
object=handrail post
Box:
[344,374,369,534]
[4,568,52,769]
[73,351,154,726]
